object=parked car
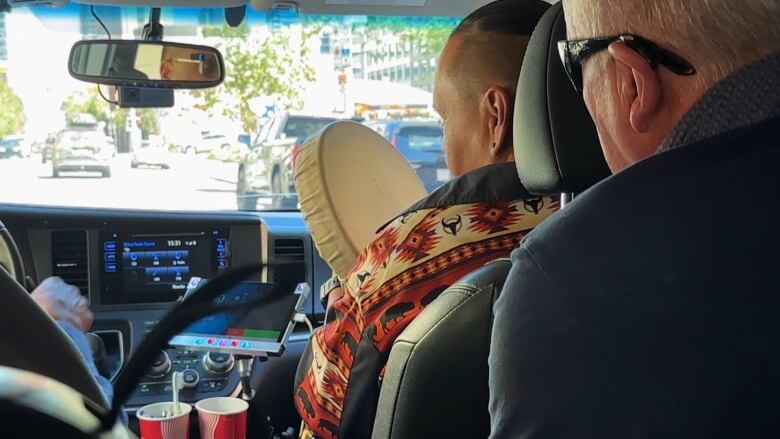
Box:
[52,129,114,178]
[131,136,171,169]
[0,135,31,159]
[182,132,245,156]
[365,120,449,192]
[236,112,343,210]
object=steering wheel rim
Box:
[0,222,106,408]
[0,220,26,287]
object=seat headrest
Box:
[295,121,427,279]
[514,2,611,195]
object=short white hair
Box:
[564,0,780,86]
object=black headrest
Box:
[513,2,611,195]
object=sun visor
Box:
[295,121,427,278]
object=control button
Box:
[125,252,141,268]
[217,259,228,268]
[170,250,188,261]
[149,251,164,267]
[203,380,226,393]
[138,383,160,396]
[181,369,200,389]
[103,241,117,251]
[203,352,234,375]
[104,263,117,273]
[147,351,172,378]
[104,252,116,262]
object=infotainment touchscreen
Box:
[100,230,229,304]
[169,281,310,356]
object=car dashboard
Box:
[0,204,330,412]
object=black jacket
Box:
[490,116,780,438]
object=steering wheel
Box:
[0,220,27,287]
[0,219,107,408]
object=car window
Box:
[282,118,338,142]
[397,126,442,151]
[0,6,458,211]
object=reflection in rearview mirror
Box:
[69,40,224,89]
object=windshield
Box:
[0,6,457,211]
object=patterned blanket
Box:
[296,194,559,439]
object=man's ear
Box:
[483,86,512,157]
[608,42,662,133]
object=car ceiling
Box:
[73,0,556,17]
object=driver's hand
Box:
[31,277,94,332]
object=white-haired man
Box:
[490,0,780,437]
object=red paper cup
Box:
[195,397,249,439]
[136,402,192,439]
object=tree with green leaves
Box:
[61,88,159,138]
[61,88,110,125]
[0,78,26,138]
[198,24,317,134]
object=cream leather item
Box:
[295,121,427,279]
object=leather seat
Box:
[513,3,610,195]
[371,4,610,438]
[295,120,427,278]
[372,259,510,439]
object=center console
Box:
[100,229,230,305]
[132,348,240,407]
[84,223,275,410]
[2,206,325,424]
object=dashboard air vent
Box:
[272,238,306,283]
[51,230,89,295]
[273,238,305,261]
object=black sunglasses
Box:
[557,34,697,94]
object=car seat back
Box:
[372,259,511,439]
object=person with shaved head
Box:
[490,0,780,437]
[294,2,557,438]
[434,0,546,177]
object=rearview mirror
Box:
[69,40,224,89]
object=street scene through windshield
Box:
[0,6,454,211]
